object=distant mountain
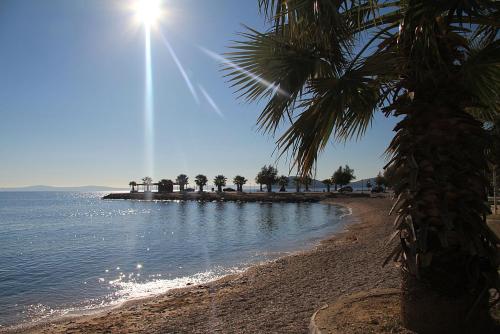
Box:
[282,176,325,189]
[284,176,376,189]
[349,178,376,188]
[0,185,128,192]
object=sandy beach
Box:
[6,197,400,334]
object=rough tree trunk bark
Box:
[401,271,490,334]
[494,167,497,215]
[389,102,496,333]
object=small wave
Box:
[338,206,353,218]
[110,268,242,300]
[19,267,244,328]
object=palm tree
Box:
[292,176,301,193]
[194,174,208,192]
[213,175,227,192]
[233,175,248,192]
[175,174,189,191]
[257,165,278,192]
[255,171,265,191]
[129,181,137,193]
[487,116,500,214]
[302,175,312,192]
[277,175,289,192]
[227,1,499,332]
[141,176,152,192]
[322,179,333,193]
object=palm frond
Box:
[275,62,385,173]
[462,40,500,115]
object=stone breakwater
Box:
[102,192,369,202]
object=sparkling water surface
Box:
[0,191,349,327]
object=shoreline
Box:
[2,201,354,332]
[4,197,398,334]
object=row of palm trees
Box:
[129,164,361,194]
[129,174,249,193]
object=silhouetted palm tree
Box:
[292,176,301,193]
[302,175,312,192]
[257,165,278,192]
[194,174,208,192]
[277,175,289,192]
[213,175,227,192]
[129,181,137,193]
[175,174,189,191]
[142,176,152,192]
[233,175,247,192]
[227,1,499,331]
[255,171,265,191]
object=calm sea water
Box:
[0,191,350,328]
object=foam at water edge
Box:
[111,268,243,301]
[339,206,353,218]
[22,267,245,327]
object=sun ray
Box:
[199,85,224,119]
[144,25,155,184]
[199,46,290,98]
[160,32,200,104]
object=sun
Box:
[133,0,163,27]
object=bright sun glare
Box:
[134,0,162,26]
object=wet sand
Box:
[6,197,399,334]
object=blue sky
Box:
[0,0,398,188]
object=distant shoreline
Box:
[102,191,369,202]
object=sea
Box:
[0,191,350,328]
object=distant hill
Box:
[284,176,376,189]
[0,185,128,192]
[349,178,377,188]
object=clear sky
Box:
[0,0,398,188]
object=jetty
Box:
[103,191,369,203]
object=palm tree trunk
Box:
[390,102,495,333]
[493,167,497,215]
